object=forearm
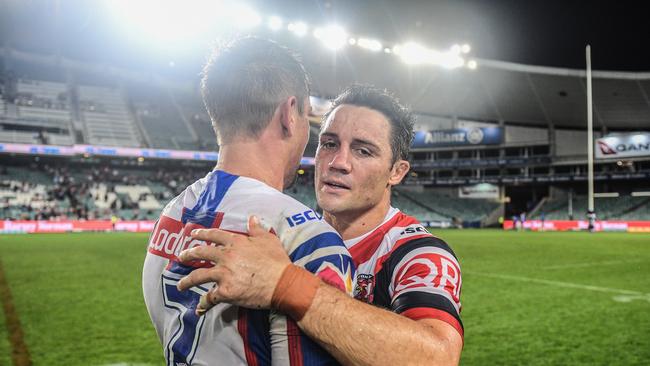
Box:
[297,282,461,366]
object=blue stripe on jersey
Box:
[167,261,197,276]
[299,332,339,366]
[165,263,210,292]
[302,253,355,276]
[182,170,238,226]
[288,232,345,262]
[246,309,272,366]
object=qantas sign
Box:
[595,133,650,159]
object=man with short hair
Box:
[179,85,464,365]
[142,37,354,366]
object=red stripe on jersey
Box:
[286,319,304,366]
[148,213,249,268]
[349,212,417,267]
[401,307,464,340]
[212,211,225,228]
[373,233,432,274]
[237,309,259,366]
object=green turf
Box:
[0,273,10,366]
[0,233,163,366]
[0,230,649,365]
[434,230,650,366]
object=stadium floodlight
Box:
[437,50,465,69]
[348,38,357,45]
[451,44,462,54]
[267,15,283,31]
[107,0,221,42]
[393,42,431,65]
[230,3,261,28]
[288,22,309,36]
[394,42,464,68]
[467,59,478,70]
[313,25,348,50]
[461,44,471,53]
[357,38,383,52]
[383,47,392,54]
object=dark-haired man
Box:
[179,85,464,365]
[142,38,354,365]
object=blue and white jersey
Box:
[143,170,355,366]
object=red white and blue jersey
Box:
[143,170,355,366]
[347,207,463,339]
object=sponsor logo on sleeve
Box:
[285,209,323,227]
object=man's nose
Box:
[328,148,351,173]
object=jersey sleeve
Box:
[276,208,356,296]
[386,236,463,338]
[269,208,354,365]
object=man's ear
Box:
[279,96,298,138]
[388,159,410,186]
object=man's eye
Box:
[357,148,372,156]
[321,141,337,149]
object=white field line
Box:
[541,259,646,270]
[466,271,645,296]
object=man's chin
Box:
[316,196,348,215]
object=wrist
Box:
[271,264,320,321]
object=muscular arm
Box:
[177,218,462,366]
[299,281,462,366]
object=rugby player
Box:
[178,85,464,365]
[142,37,355,366]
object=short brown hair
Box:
[325,84,414,164]
[201,37,310,144]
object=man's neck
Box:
[216,141,287,191]
[323,192,392,241]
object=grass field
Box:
[0,230,649,365]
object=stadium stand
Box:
[0,77,74,144]
[395,188,499,222]
[534,195,650,220]
[0,130,40,144]
[176,92,219,151]
[129,83,200,150]
[78,85,142,147]
[0,162,210,221]
[1,48,649,227]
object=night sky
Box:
[1,0,648,72]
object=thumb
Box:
[247,215,268,237]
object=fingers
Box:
[178,243,224,263]
[247,215,268,237]
[177,267,220,291]
[196,293,215,316]
[190,228,237,246]
[196,287,224,316]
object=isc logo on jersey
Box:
[400,225,428,235]
[286,209,323,227]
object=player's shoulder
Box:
[158,172,212,220]
[386,210,459,263]
[225,177,338,235]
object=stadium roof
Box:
[2,0,649,131]
[299,48,650,130]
